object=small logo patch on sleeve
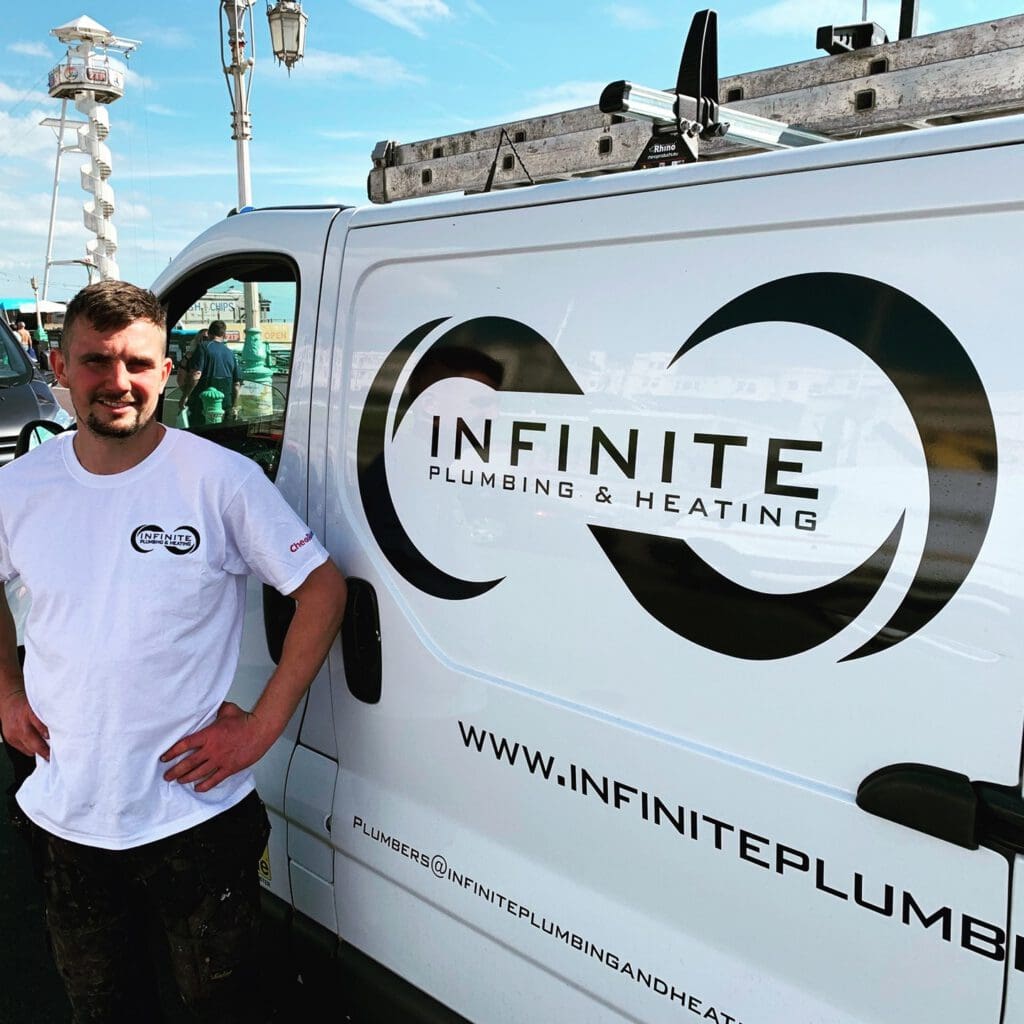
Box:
[289,530,315,553]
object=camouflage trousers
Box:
[36,791,271,1024]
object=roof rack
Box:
[368,10,1024,204]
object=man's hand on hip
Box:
[160,701,273,793]
[0,689,50,760]
[160,560,347,793]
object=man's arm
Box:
[0,587,49,760]
[161,559,347,793]
[179,368,202,404]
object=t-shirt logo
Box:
[290,530,314,553]
[130,525,201,556]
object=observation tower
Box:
[41,16,139,298]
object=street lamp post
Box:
[219,0,308,414]
[29,276,47,347]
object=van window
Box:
[159,260,298,479]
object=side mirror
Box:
[15,419,67,459]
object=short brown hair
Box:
[62,280,167,355]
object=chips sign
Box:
[221,322,294,345]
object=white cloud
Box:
[317,128,381,140]
[263,159,377,193]
[117,22,194,50]
[254,161,370,187]
[0,82,53,107]
[605,5,659,30]
[124,68,156,90]
[734,1,848,35]
[349,0,453,38]
[463,1,495,24]
[507,81,606,121]
[114,199,151,220]
[300,49,424,84]
[0,195,82,242]
[8,42,53,59]
[0,187,94,293]
[174,200,240,226]
[453,39,512,71]
[136,160,356,183]
[0,182,224,298]
[0,108,62,168]
[144,104,181,117]
[138,164,238,180]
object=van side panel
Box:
[323,135,1023,1023]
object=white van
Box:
[151,76,1024,1024]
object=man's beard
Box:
[83,400,152,439]
[85,413,147,438]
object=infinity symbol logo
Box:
[357,275,996,662]
[130,525,201,556]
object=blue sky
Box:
[1,0,1020,302]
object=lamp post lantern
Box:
[267,1,309,73]
[219,0,307,408]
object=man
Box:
[179,319,241,425]
[0,280,347,1022]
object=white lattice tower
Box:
[43,17,139,292]
[75,98,119,280]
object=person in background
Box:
[174,327,208,426]
[15,321,32,350]
[15,322,37,366]
[176,327,208,387]
[179,320,241,426]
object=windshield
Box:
[0,320,32,387]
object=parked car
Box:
[0,318,73,466]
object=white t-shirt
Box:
[0,427,329,850]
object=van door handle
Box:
[857,763,1024,855]
[340,578,382,704]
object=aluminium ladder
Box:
[367,12,1024,204]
